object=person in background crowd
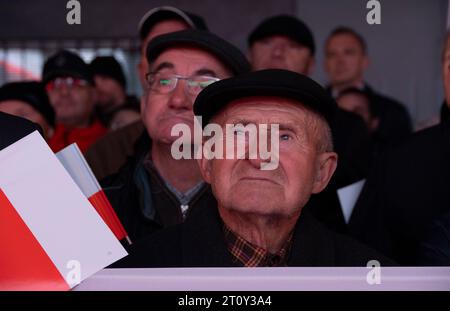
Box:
[102,30,251,244]
[89,56,140,129]
[109,102,141,131]
[336,87,391,157]
[114,70,394,268]
[247,15,372,235]
[85,6,208,180]
[349,32,450,265]
[325,26,412,145]
[42,50,107,153]
[0,81,55,140]
[247,15,372,189]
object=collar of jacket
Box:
[178,204,337,267]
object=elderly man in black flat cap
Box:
[115,69,394,267]
[102,30,250,245]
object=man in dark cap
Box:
[324,26,412,145]
[42,50,107,153]
[248,15,315,75]
[102,29,251,244]
[89,56,140,128]
[0,112,43,151]
[137,6,208,88]
[85,6,208,180]
[0,81,55,140]
[115,69,394,267]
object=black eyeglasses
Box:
[145,72,220,98]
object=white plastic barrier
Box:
[74,267,450,291]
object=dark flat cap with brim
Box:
[193,69,337,127]
[146,30,251,76]
[248,15,315,55]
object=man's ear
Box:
[197,156,212,184]
[311,152,338,194]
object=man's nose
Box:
[271,43,286,57]
[167,81,191,110]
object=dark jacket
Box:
[349,118,450,265]
[363,84,412,144]
[326,84,412,146]
[114,204,395,268]
[86,120,144,180]
[101,132,217,244]
[331,108,372,188]
[0,112,43,150]
[417,212,450,266]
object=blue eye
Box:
[280,134,291,141]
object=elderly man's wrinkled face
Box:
[325,34,368,87]
[249,35,314,75]
[199,97,337,219]
[141,47,232,144]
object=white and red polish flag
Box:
[0,131,127,291]
[56,143,131,245]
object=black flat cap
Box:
[146,30,251,75]
[90,56,127,88]
[139,6,208,40]
[193,69,337,127]
[248,15,315,55]
[0,81,55,127]
[42,50,93,85]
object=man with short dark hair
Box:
[325,26,412,145]
[43,50,107,153]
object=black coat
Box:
[417,212,450,266]
[349,119,450,265]
[0,112,43,150]
[114,204,395,268]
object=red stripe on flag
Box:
[0,189,69,291]
[88,190,127,241]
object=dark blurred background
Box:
[0,0,447,128]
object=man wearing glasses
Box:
[42,50,107,153]
[102,30,250,244]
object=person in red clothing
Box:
[42,50,107,153]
